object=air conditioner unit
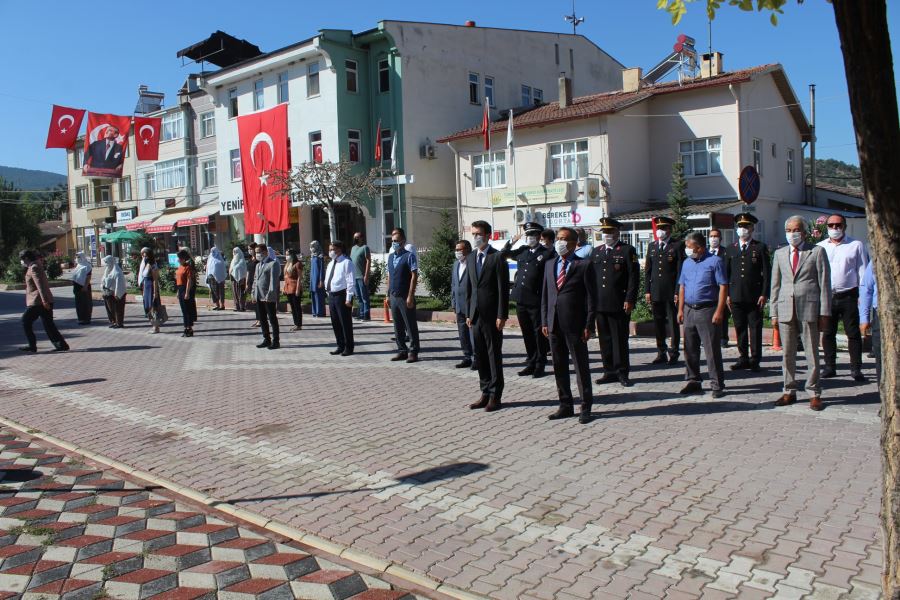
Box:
[577,177,603,206]
[419,140,437,160]
[515,208,527,224]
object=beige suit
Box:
[770,242,832,398]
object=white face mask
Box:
[656,229,669,241]
[786,231,804,247]
[525,235,539,248]
[601,234,616,247]
[709,236,721,248]
[554,240,570,256]
[473,234,486,249]
[328,250,337,260]
[454,251,464,261]
[827,227,843,240]
[685,247,697,259]
[736,227,750,241]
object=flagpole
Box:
[484,98,494,232]
[508,109,517,234]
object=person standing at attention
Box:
[387,228,420,363]
[72,251,93,325]
[175,249,198,337]
[724,214,770,372]
[20,250,69,353]
[350,232,372,322]
[253,246,281,349]
[283,249,304,331]
[450,240,475,369]
[324,240,356,356]
[205,247,227,311]
[707,228,730,348]
[246,242,260,327]
[644,216,683,365]
[229,247,248,312]
[309,240,326,318]
[139,247,162,334]
[100,255,127,329]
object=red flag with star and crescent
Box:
[45,105,86,149]
[237,104,290,234]
[82,112,132,178]
[133,116,162,161]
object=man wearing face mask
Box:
[677,232,729,398]
[724,213,770,372]
[501,222,553,378]
[386,228,420,363]
[589,218,639,387]
[542,227,596,423]
[644,216,683,365]
[707,228,730,348]
[450,240,475,369]
[816,213,869,381]
[540,229,557,252]
[770,216,831,411]
[324,240,356,356]
[253,246,281,350]
[466,220,510,412]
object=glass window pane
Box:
[474,167,483,188]
[495,163,506,186]
[708,137,721,150]
[576,140,588,152]
[550,143,561,156]
[576,153,588,178]
[681,154,693,176]
[694,151,708,175]
[694,140,705,151]
[710,151,721,173]
[563,142,575,154]
[680,141,692,153]
[552,158,562,180]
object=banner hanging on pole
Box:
[237,104,290,234]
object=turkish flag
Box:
[237,104,290,234]
[45,105,86,149]
[374,120,382,162]
[133,116,162,161]
[481,99,491,151]
[82,113,132,178]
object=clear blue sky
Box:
[1,0,897,175]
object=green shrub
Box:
[417,211,457,309]
[158,267,177,293]
[630,272,653,323]
[368,258,385,295]
[1,257,25,283]
[44,254,63,280]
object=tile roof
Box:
[613,199,746,221]
[815,182,864,199]
[439,64,797,143]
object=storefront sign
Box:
[528,205,606,228]
[219,197,244,216]
[115,209,134,223]
[490,183,570,209]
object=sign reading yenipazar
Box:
[489,183,569,208]
[219,198,244,216]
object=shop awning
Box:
[146,210,192,234]
[175,201,219,227]
[125,219,155,231]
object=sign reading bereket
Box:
[220,198,244,216]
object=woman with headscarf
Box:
[100,256,127,328]
[283,248,303,331]
[253,246,281,349]
[176,248,198,337]
[72,251,93,324]
[205,247,227,311]
[309,240,326,317]
[138,247,162,334]
[229,247,248,312]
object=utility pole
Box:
[564,0,584,35]
[809,84,817,206]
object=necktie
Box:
[791,248,799,274]
[326,259,335,291]
[106,141,112,157]
[741,243,747,253]
[557,258,567,289]
[477,252,484,278]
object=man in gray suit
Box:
[770,216,832,410]
[451,239,475,369]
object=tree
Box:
[270,160,384,243]
[659,2,899,596]
[0,177,41,278]
[666,161,691,239]
[418,210,459,308]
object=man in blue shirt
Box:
[859,260,879,382]
[386,227,420,363]
[677,231,729,397]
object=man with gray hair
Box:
[770,216,832,411]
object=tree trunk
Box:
[326,205,338,243]
[831,2,900,597]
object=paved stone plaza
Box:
[0,292,883,599]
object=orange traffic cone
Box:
[383,297,392,323]
[771,323,782,351]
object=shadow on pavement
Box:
[596,400,768,419]
[73,346,160,353]
[48,378,107,387]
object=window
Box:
[118,177,131,202]
[468,72,480,104]
[569,48,574,72]
[200,112,215,138]
[382,194,394,252]
[230,149,241,181]
[253,79,264,111]
[347,130,361,163]
[484,76,495,107]
[307,62,320,97]
[161,112,184,141]
[73,147,83,170]
[345,60,358,93]
[277,72,289,104]
[555,43,560,65]
[97,185,111,204]
[771,143,777,158]
[378,59,390,93]
[228,88,238,118]
[753,138,762,174]
[310,131,323,163]
[680,137,722,177]
[143,172,155,199]
[472,151,507,189]
[380,129,392,165]
[533,88,543,105]
[521,85,532,107]
[550,140,589,180]
[202,160,218,188]
[75,185,88,208]
[154,158,186,190]
[787,148,795,183]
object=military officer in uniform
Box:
[724,213,770,371]
[590,217,640,386]
[644,216,684,365]
[501,222,554,378]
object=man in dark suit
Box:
[501,222,553,378]
[644,216,684,365]
[724,213,771,372]
[590,217,639,387]
[707,228,731,348]
[466,220,510,412]
[542,227,596,424]
[450,239,475,369]
[85,126,124,170]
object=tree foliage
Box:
[666,162,691,240]
[0,177,42,279]
[657,0,793,26]
[418,210,459,308]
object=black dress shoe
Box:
[485,396,502,412]
[19,346,37,353]
[256,340,271,349]
[667,353,680,365]
[821,367,837,378]
[679,381,702,395]
[51,344,69,352]
[651,353,667,365]
[531,368,546,379]
[470,362,478,371]
[730,359,751,371]
[548,407,574,420]
[330,349,344,355]
[455,360,473,369]
[579,410,593,424]
[711,389,725,399]
[406,353,418,363]
[391,352,408,361]
[749,364,761,373]
[595,374,617,385]
[268,342,280,350]
[341,350,354,356]
[618,374,632,387]
[851,370,866,382]
[469,394,489,409]
[518,367,535,377]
